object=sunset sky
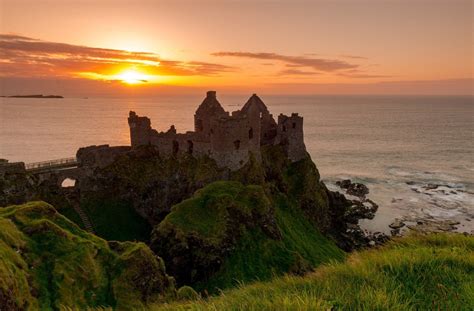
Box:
[0,0,472,95]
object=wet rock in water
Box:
[344,199,378,224]
[336,179,369,198]
[326,182,384,250]
[424,184,439,191]
[389,219,405,229]
[347,183,369,198]
[391,228,402,236]
[336,179,352,189]
[407,219,460,233]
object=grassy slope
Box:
[155,233,474,310]
[0,201,174,310]
[154,181,344,292]
[198,193,344,292]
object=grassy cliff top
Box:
[154,233,474,310]
[152,181,344,291]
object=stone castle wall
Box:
[276,113,306,162]
[128,91,307,170]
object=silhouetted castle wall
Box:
[128,91,306,170]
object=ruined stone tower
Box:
[128,91,306,170]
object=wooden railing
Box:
[25,157,77,171]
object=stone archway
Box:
[61,177,76,188]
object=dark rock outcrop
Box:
[0,161,37,206]
[336,179,369,199]
[150,181,281,285]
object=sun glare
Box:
[116,70,148,84]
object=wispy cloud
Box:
[0,34,234,78]
[212,51,358,72]
[279,69,320,76]
[337,69,391,79]
[339,54,368,60]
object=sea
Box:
[1,95,473,233]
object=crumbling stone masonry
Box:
[128,91,306,170]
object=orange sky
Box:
[0,0,472,95]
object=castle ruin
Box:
[128,91,306,170]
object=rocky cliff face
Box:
[76,145,229,224]
[0,162,37,206]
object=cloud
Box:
[339,54,368,60]
[212,51,358,72]
[338,72,391,79]
[0,34,234,79]
[279,69,320,76]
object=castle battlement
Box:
[128,91,306,170]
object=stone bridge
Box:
[26,157,81,187]
[26,157,78,172]
[25,157,94,232]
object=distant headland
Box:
[0,94,64,98]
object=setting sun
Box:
[116,69,148,84]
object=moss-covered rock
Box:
[0,201,175,310]
[150,181,344,292]
[150,181,281,286]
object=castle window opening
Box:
[196,119,203,132]
[61,178,76,188]
[187,140,194,154]
[172,140,179,155]
[249,128,254,140]
[282,125,287,132]
[234,140,241,150]
[292,122,296,129]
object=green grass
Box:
[0,201,175,310]
[153,181,344,292]
[154,233,474,310]
[197,193,344,292]
[163,181,245,240]
[82,199,151,242]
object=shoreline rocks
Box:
[328,180,389,250]
[336,179,369,199]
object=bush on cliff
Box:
[150,181,344,293]
[0,201,175,310]
[155,233,474,310]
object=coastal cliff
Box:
[1,143,377,291]
[2,144,472,309]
